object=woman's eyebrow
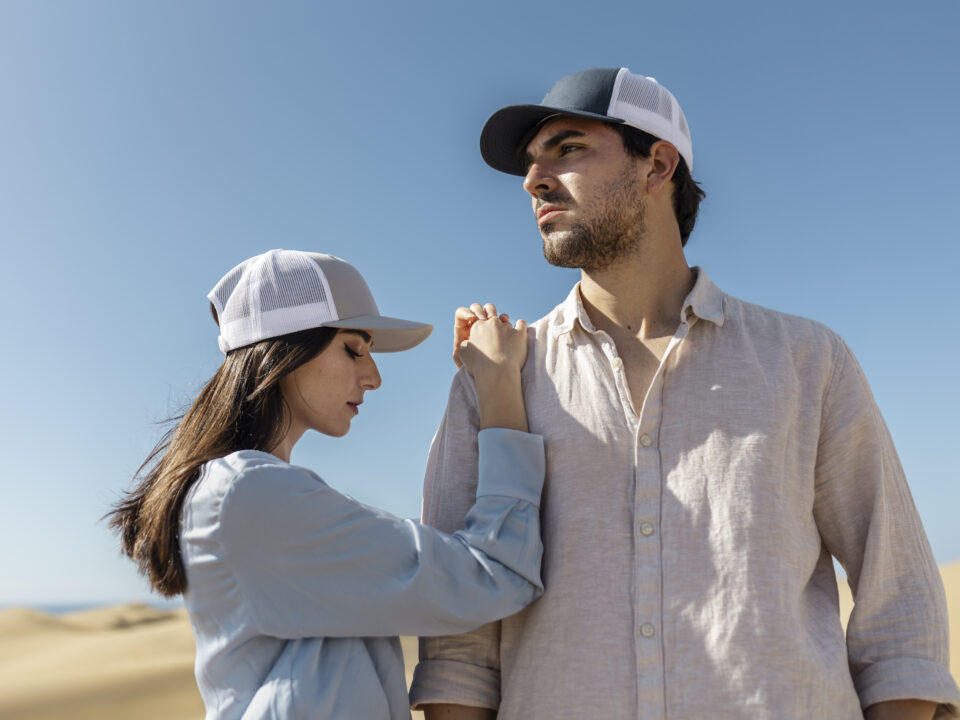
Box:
[341,329,373,345]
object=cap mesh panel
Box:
[617,75,673,122]
[678,108,690,141]
[259,254,328,313]
[211,250,337,350]
[212,264,249,319]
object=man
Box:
[409,68,959,719]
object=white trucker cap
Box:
[208,249,433,354]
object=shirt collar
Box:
[552,266,725,337]
[682,267,725,327]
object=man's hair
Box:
[611,124,705,246]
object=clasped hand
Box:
[453,302,528,377]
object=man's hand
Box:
[864,699,937,720]
[422,704,497,720]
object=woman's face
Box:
[279,329,381,438]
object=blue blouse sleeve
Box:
[216,428,544,639]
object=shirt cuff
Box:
[855,656,960,717]
[409,659,501,711]
[476,428,544,507]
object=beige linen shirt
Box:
[410,269,959,720]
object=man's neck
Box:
[578,243,693,341]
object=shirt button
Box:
[639,522,655,537]
[640,623,656,638]
[639,434,652,447]
[612,357,624,370]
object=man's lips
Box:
[537,205,566,226]
[347,401,362,414]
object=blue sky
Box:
[1,1,957,604]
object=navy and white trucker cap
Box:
[480,67,693,176]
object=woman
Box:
[108,249,544,720]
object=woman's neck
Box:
[267,424,303,463]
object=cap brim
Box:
[480,104,624,176]
[323,315,433,353]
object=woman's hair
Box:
[107,322,338,597]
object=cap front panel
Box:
[541,67,622,115]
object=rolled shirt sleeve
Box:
[216,427,544,640]
[411,371,506,711]
[813,340,959,715]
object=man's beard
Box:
[540,167,646,272]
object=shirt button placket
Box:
[634,366,668,717]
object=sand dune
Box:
[2,564,957,719]
[0,604,201,720]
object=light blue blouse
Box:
[180,428,545,720]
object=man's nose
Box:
[523,161,557,197]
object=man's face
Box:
[521,116,648,272]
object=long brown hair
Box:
[107,324,338,597]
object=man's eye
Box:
[559,144,580,156]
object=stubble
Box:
[540,164,647,273]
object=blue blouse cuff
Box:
[476,428,545,507]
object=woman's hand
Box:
[458,304,528,378]
[457,304,529,432]
[453,302,510,369]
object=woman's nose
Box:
[362,356,382,390]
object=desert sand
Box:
[2,563,957,720]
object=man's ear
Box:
[645,141,680,196]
